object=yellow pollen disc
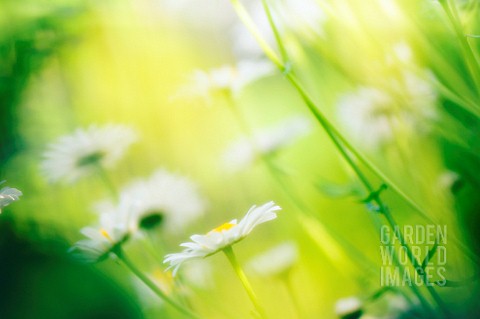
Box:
[212,222,235,233]
[100,228,113,241]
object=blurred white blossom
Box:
[41,124,137,183]
[117,169,206,232]
[223,115,313,171]
[175,60,274,103]
[0,183,22,213]
[246,241,298,277]
[337,71,437,150]
[70,196,134,262]
[335,296,363,319]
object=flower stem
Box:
[280,272,303,319]
[227,1,452,316]
[379,207,451,318]
[260,0,288,64]
[114,249,202,319]
[223,246,268,319]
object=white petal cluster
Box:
[70,196,134,262]
[246,241,298,277]
[164,201,281,275]
[114,169,206,232]
[0,184,22,213]
[337,71,437,150]
[223,115,313,171]
[177,60,274,101]
[335,296,363,318]
[71,170,205,262]
[41,124,138,183]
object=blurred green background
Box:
[1,0,480,318]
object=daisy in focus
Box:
[223,115,313,171]
[246,241,298,278]
[164,201,281,275]
[175,59,274,103]
[0,182,22,213]
[41,124,138,183]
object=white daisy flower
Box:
[0,183,22,213]
[70,196,134,262]
[164,201,281,275]
[223,115,313,171]
[337,71,437,150]
[335,296,363,319]
[176,60,274,102]
[246,241,298,278]
[105,169,206,232]
[41,124,138,183]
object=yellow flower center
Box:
[100,228,113,241]
[212,222,236,233]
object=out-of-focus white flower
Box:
[117,169,206,232]
[70,196,134,262]
[71,170,205,262]
[392,42,413,64]
[232,0,326,58]
[0,183,22,213]
[337,71,437,150]
[164,201,281,275]
[335,296,363,319]
[437,171,460,192]
[41,124,138,183]
[246,241,298,277]
[223,115,313,171]
[176,60,274,102]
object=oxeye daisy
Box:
[119,169,206,232]
[176,60,274,102]
[41,124,138,183]
[70,196,134,262]
[222,115,313,171]
[165,201,280,319]
[71,199,202,318]
[0,182,22,213]
[164,201,281,275]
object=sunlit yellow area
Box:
[1,0,480,318]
